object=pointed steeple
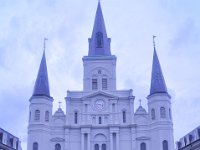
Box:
[88,1,111,56]
[149,36,168,96]
[33,49,50,97]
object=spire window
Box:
[45,111,49,122]
[96,32,103,48]
[160,107,166,118]
[34,110,40,121]
[151,109,156,120]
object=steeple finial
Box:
[32,42,51,98]
[153,35,156,49]
[88,1,111,56]
[43,38,48,52]
[149,37,168,96]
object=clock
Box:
[95,100,105,111]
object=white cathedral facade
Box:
[27,2,175,150]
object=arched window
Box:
[96,32,103,48]
[102,78,108,90]
[33,142,38,150]
[99,117,102,124]
[151,109,156,120]
[160,107,166,118]
[122,111,126,123]
[112,104,115,112]
[45,111,49,122]
[102,144,106,150]
[163,140,168,150]
[140,142,146,150]
[92,78,98,90]
[34,110,40,121]
[74,112,78,124]
[95,144,99,150]
[55,143,61,150]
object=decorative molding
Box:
[136,136,151,141]
[50,137,65,142]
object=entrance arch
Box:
[94,134,107,150]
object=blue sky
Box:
[0,0,200,149]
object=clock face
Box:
[95,100,105,111]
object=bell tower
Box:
[27,41,53,150]
[147,36,174,150]
[83,2,117,92]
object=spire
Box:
[88,1,111,56]
[149,36,168,96]
[33,40,50,97]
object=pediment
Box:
[83,91,118,99]
[50,137,65,142]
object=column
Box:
[110,133,113,150]
[129,97,134,124]
[131,128,136,150]
[88,133,91,150]
[81,133,84,150]
[65,129,70,150]
[99,144,102,150]
[116,132,119,150]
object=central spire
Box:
[88,2,111,56]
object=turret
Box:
[147,36,174,150]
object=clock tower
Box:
[82,2,116,92]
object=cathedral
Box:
[27,2,175,150]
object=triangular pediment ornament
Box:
[50,137,65,142]
[83,91,118,99]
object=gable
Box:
[82,91,118,99]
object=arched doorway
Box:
[94,134,107,150]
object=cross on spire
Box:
[153,35,156,48]
[43,38,48,52]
